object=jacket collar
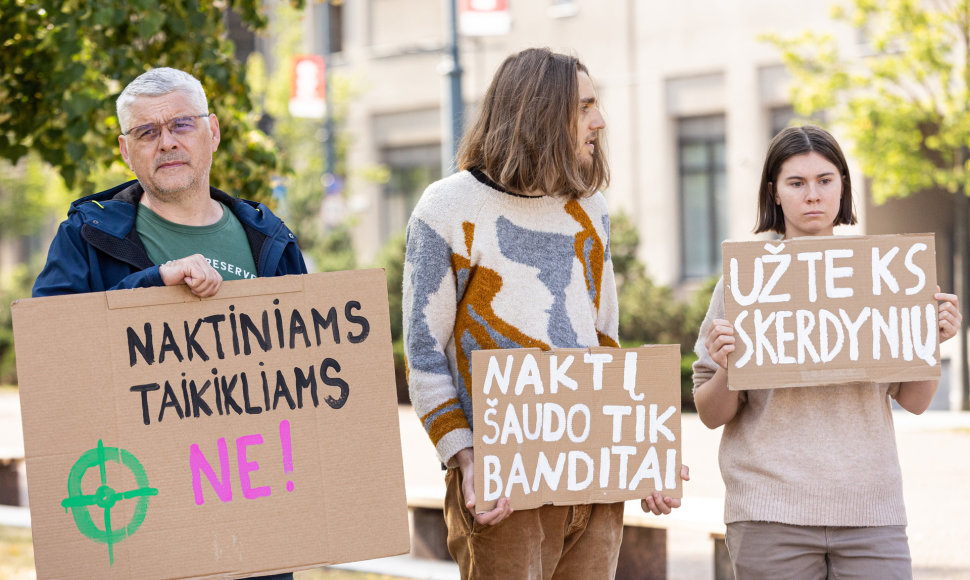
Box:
[73,180,281,273]
[70,180,256,232]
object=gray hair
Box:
[116,68,209,133]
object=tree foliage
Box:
[613,211,715,352]
[0,263,38,384]
[612,211,716,411]
[0,0,303,203]
[764,0,970,202]
[0,153,73,237]
[243,1,386,272]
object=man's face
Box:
[118,91,220,200]
[575,71,606,166]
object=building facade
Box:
[292,0,960,408]
[6,2,957,403]
[310,0,860,277]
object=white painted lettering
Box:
[871,246,900,295]
[584,353,613,391]
[825,249,854,298]
[797,251,823,302]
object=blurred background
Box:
[3,0,970,411]
[3,0,970,578]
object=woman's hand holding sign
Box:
[705,319,735,370]
[936,289,961,343]
[893,288,961,414]
[694,318,743,429]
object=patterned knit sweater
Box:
[403,169,619,466]
[693,279,907,526]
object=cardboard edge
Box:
[103,274,309,310]
[472,345,684,513]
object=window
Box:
[679,115,728,279]
[381,145,442,244]
[548,0,579,18]
[314,0,343,54]
[769,105,795,139]
[328,1,344,54]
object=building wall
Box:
[317,0,879,283]
[866,189,960,409]
[305,1,957,408]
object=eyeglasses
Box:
[122,114,210,142]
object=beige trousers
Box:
[726,521,912,580]
[443,467,625,580]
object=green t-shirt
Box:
[136,202,258,281]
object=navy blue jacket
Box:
[33,180,307,297]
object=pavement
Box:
[385,406,970,580]
[3,391,970,579]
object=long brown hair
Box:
[755,125,857,234]
[457,48,609,199]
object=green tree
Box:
[612,211,716,411]
[244,1,387,272]
[376,231,409,403]
[0,264,36,384]
[0,154,73,239]
[0,154,75,384]
[0,0,303,203]
[765,0,970,409]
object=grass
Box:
[0,526,34,580]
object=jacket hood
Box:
[69,180,142,212]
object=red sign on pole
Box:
[460,0,511,36]
[289,55,326,119]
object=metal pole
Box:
[958,147,970,410]
[441,0,463,176]
[321,0,336,187]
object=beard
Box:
[142,171,199,202]
[140,155,211,202]
[577,147,600,189]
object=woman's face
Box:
[772,151,843,238]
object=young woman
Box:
[692,125,961,579]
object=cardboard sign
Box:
[471,346,682,513]
[722,234,940,390]
[12,270,409,579]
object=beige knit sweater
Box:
[693,278,907,526]
[403,169,619,467]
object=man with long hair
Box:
[403,48,683,578]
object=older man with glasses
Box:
[33,67,306,303]
[32,68,303,580]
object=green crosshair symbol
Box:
[60,440,159,565]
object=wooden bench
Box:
[0,391,27,509]
[711,530,733,580]
[0,456,26,508]
[407,489,453,561]
[406,488,732,580]
[0,455,29,529]
[619,498,731,580]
